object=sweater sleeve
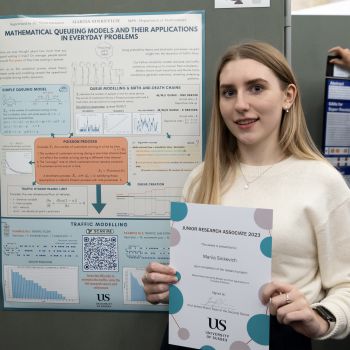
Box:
[312,197,350,339]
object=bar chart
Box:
[4,265,79,304]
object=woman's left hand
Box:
[260,281,330,338]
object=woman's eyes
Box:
[222,88,235,97]
[250,84,264,94]
[221,84,265,97]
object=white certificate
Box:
[169,202,272,350]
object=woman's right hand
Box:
[142,262,178,304]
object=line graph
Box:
[104,112,132,134]
[114,187,181,217]
[133,112,161,135]
[76,113,103,134]
[5,151,32,175]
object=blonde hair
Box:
[188,41,324,204]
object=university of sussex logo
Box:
[208,317,227,331]
[97,293,110,302]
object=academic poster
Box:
[323,78,350,187]
[0,12,204,310]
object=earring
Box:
[284,106,289,113]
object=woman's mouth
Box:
[235,118,259,126]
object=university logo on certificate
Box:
[169,202,273,350]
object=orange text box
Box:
[35,137,127,185]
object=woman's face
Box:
[219,58,292,152]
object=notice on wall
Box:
[323,78,350,187]
[215,0,270,9]
[0,11,204,311]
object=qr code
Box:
[82,235,119,272]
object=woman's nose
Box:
[234,91,249,112]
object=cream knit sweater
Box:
[183,156,350,339]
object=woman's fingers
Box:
[269,292,293,315]
[145,261,176,275]
[142,262,178,304]
[146,290,170,304]
[142,270,178,285]
[260,280,293,304]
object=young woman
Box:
[142,41,350,350]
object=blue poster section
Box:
[1,217,169,311]
[323,78,350,187]
[1,85,70,135]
